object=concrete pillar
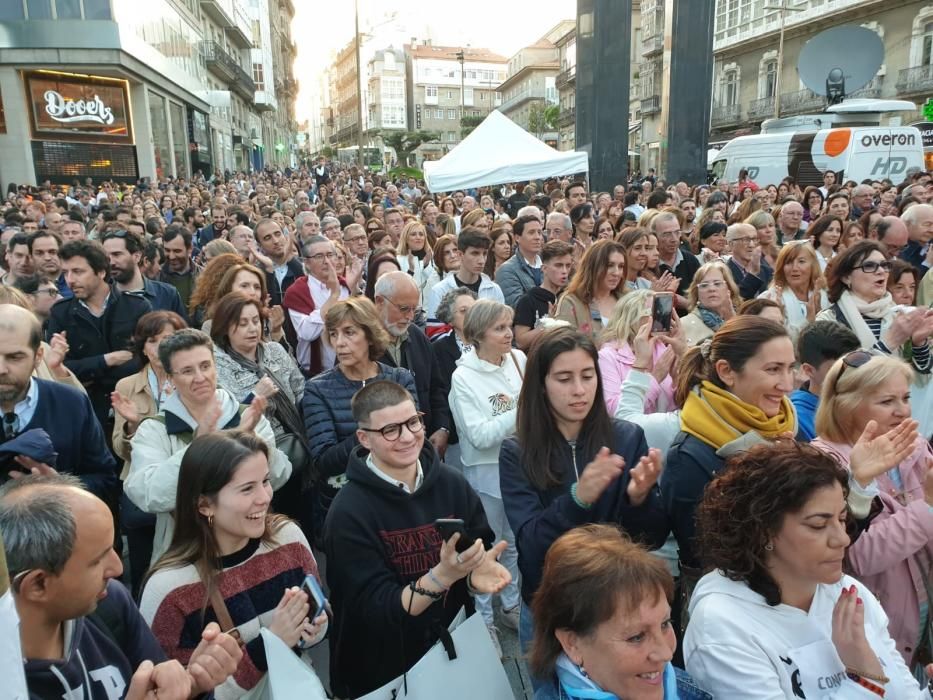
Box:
[130,83,157,182]
[0,68,37,186]
[575,0,633,191]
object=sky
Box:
[291,0,575,123]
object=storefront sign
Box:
[25,71,131,141]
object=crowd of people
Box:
[0,156,932,699]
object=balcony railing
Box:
[640,95,661,115]
[555,65,576,90]
[201,0,252,48]
[499,88,550,113]
[779,88,823,115]
[848,77,883,99]
[557,106,575,127]
[711,103,741,126]
[202,42,255,100]
[747,95,775,120]
[641,33,663,57]
[896,65,933,95]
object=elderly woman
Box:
[302,297,417,538]
[530,524,707,700]
[757,241,828,341]
[816,240,933,374]
[449,299,525,654]
[811,352,932,667]
[679,261,740,346]
[599,289,677,416]
[125,329,292,563]
[554,239,627,344]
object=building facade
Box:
[404,41,507,163]
[367,48,407,169]
[0,0,296,186]
[710,0,932,143]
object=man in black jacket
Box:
[324,380,509,699]
[373,272,452,457]
[48,240,151,431]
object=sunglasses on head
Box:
[831,350,873,395]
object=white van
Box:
[710,125,924,187]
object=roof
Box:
[527,37,556,49]
[404,44,508,63]
[497,62,561,91]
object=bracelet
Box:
[571,482,593,510]
[845,667,889,684]
[409,580,444,600]
[426,568,449,591]
[846,673,885,697]
[466,572,478,595]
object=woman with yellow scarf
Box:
[660,315,798,575]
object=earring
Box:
[207,514,214,527]
[765,542,774,551]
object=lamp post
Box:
[765,0,805,119]
[455,49,466,120]
[354,0,365,170]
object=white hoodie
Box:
[448,349,525,498]
[684,570,929,699]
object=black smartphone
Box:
[301,574,327,619]
[433,518,472,553]
[651,292,674,334]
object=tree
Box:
[381,130,440,167]
[543,104,559,130]
[527,101,558,140]
[460,114,485,138]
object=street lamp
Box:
[455,50,465,120]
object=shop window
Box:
[26,0,52,19]
[55,0,81,18]
[31,141,138,184]
[82,0,110,19]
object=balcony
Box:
[642,33,663,57]
[201,42,255,100]
[499,88,551,113]
[849,77,883,99]
[711,103,741,127]
[555,65,576,90]
[254,90,277,112]
[640,95,661,115]
[200,0,252,49]
[896,65,933,96]
[747,96,775,120]
[557,106,575,127]
[779,88,823,115]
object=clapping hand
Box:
[46,331,69,374]
[240,394,268,433]
[626,448,662,506]
[125,659,191,700]
[831,585,885,680]
[195,397,224,437]
[467,541,512,595]
[267,587,311,648]
[576,447,627,506]
[849,418,919,488]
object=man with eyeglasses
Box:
[374,272,452,458]
[283,235,352,375]
[777,200,806,243]
[652,211,698,310]
[320,215,342,241]
[342,223,370,279]
[545,212,572,243]
[324,379,509,699]
[726,223,772,300]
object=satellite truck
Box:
[708,25,925,188]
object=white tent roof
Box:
[423,110,588,192]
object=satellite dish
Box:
[798,26,883,105]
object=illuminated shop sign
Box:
[25,71,132,141]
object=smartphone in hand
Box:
[434,518,472,553]
[651,292,674,334]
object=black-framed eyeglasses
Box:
[384,297,422,317]
[831,350,873,395]
[31,288,61,298]
[359,412,425,441]
[855,260,892,274]
[306,251,336,263]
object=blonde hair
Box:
[397,220,429,255]
[815,354,914,443]
[771,241,823,292]
[686,260,741,310]
[603,289,651,347]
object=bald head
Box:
[876,216,909,257]
[374,270,419,299]
[0,303,42,351]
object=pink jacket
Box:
[811,436,933,665]
[598,340,674,416]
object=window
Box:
[252,20,261,47]
[447,109,457,119]
[480,91,486,101]
[252,63,265,91]
[447,90,453,99]
[384,52,396,70]
[923,22,933,65]
[425,85,438,105]
[722,69,738,106]
[26,0,52,18]
[464,87,474,106]
[55,0,81,18]
[763,59,777,98]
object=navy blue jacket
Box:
[378,324,451,435]
[14,379,118,502]
[900,239,928,273]
[727,256,773,300]
[660,431,724,569]
[500,419,669,603]
[138,277,189,322]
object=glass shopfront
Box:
[169,101,189,180]
[149,91,171,181]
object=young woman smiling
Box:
[554,239,627,345]
[808,214,843,271]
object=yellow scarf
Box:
[680,380,796,450]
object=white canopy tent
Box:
[423,110,589,192]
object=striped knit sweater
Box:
[139,521,323,699]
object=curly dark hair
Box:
[696,440,849,606]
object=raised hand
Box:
[849,418,919,488]
[267,305,285,334]
[46,331,69,372]
[652,345,676,384]
[909,308,933,346]
[196,396,224,437]
[252,376,278,400]
[831,584,885,679]
[240,394,268,433]
[186,622,243,696]
[111,391,141,427]
[576,447,626,506]
[632,321,656,372]
[267,587,311,648]
[467,540,512,594]
[626,448,662,505]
